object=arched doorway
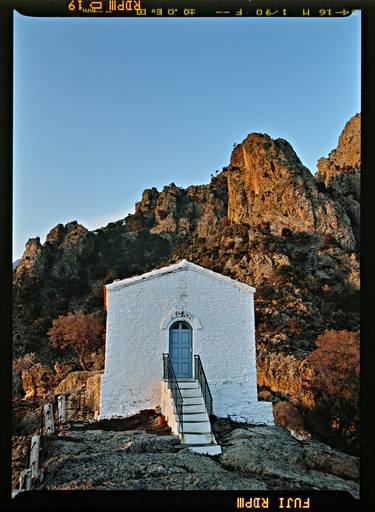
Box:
[169,321,192,378]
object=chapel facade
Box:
[99,259,274,441]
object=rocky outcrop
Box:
[13,221,97,342]
[134,177,228,239]
[45,222,96,280]
[85,372,103,411]
[54,370,102,395]
[37,430,265,491]
[14,237,47,283]
[14,222,94,289]
[21,363,55,399]
[217,424,359,497]
[316,113,360,246]
[227,132,356,251]
[317,113,360,179]
[228,135,317,232]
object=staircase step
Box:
[178,421,211,433]
[182,433,214,445]
[161,377,222,456]
[181,404,206,414]
[180,388,202,398]
[177,380,199,389]
[182,396,205,405]
[182,412,209,422]
[188,444,222,456]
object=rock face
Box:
[134,177,228,239]
[14,222,94,290]
[316,113,360,247]
[228,135,317,232]
[54,370,102,396]
[317,114,360,176]
[14,238,47,282]
[84,373,103,411]
[227,133,356,251]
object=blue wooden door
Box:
[169,322,192,378]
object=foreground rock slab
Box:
[37,430,265,491]
[219,424,359,497]
[33,424,360,495]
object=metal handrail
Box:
[162,353,183,434]
[194,355,213,417]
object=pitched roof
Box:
[106,259,255,293]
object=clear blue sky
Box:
[13,12,361,260]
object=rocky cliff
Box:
[228,133,356,252]
[13,113,360,454]
[316,113,360,246]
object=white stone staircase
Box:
[161,378,221,455]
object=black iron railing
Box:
[162,353,183,434]
[194,355,213,417]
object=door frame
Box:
[168,320,193,378]
[160,311,202,376]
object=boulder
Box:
[301,439,359,481]
[85,373,103,411]
[54,370,102,395]
[220,425,359,497]
[21,363,55,399]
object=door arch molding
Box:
[160,310,202,330]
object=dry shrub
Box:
[305,330,359,403]
[12,353,37,374]
[258,330,360,454]
[303,330,359,454]
[256,347,314,407]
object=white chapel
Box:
[99,259,274,454]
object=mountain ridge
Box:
[13,113,360,453]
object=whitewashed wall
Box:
[99,261,273,424]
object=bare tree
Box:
[47,311,104,371]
